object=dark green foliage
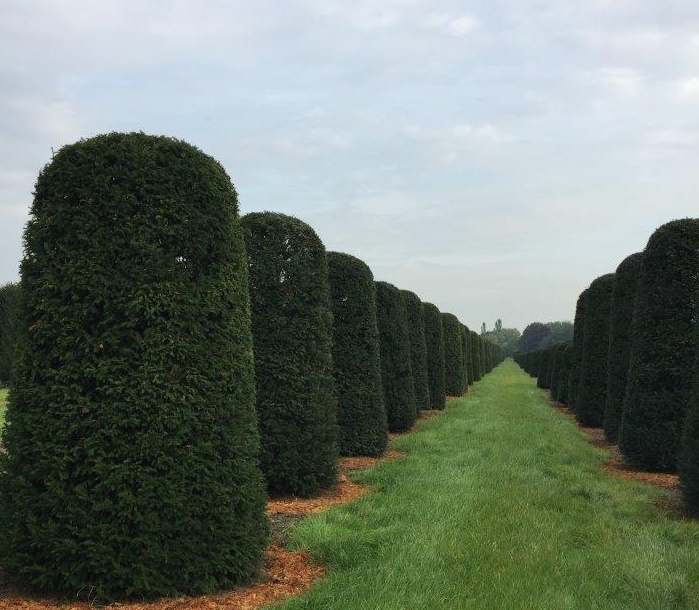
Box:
[243,212,338,496]
[537,321,574,349]
[576,274,615,427]
[0,133,268,600]
[422,302,446,409]
[462,325,473,387]
[442,312,466,396]
[327,252,387,457]
[375,282,417,430]
[470,330,483,382]
[604,253,643,442]
[401,290,431,410]
[680,347,699,516]
[0,282,21,386]
[554,343,573,404]
[620,219,699,472]
[517,322,551,353]
[537,348,552,390]
[568,288,589,410]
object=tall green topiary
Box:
[442,312,466,396]
[423,302,446,409]
[620,219,699,472]
[376,281,417,430]
[555,342,573,405]
[680,347,699,515]
[462,324,473,388]
[568,288,589,410]
[401,290,431,411]
[604,253,643,442]
[0,133,268,601]
[536,348,552,390]
[243,212,338,496]
[0,282,21,386]
[576,273,615,427]
[470,330,483,382]
[327,252,387,456]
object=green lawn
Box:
[273,360,699,609]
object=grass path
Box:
[273,360,699,609]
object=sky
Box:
[1,0,698,333]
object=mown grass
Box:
[272,359,699,609]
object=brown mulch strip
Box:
[0,439,417,610]
[551,401,680,492]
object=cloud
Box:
[673,77,699,103]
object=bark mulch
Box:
[0,426,424,610]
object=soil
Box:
[0,419,426,610]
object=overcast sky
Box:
[2,1,698,332]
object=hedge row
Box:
[0,132,504,600]
[516,218,699,515]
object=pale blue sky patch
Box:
[1,0,698,331]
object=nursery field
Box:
[271,360,699,609]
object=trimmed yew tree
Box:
[0,133,268,600]
[470,330,483,382]
[375,281,417,431]
[555,342,573,405]
[576,273,615,427]
[680,347,699,515]
[462,325,473,387]
[603,252,643,442]
[442,312,466,396]
[568,288,589,410]
[243,212,338,496]
[536,348,552,390]
[401,290,431,411]
[422,301,446,409]
[620,219,699,472]
[0,282,21,386]
[327,252,387,457]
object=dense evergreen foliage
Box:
[375,281,417,430]
[0,282,20,386]
[555,342,573,405]
[470,330,483,382]
[0,133,268,600]
[680,347,699,515]
[576,273,615,427]
[620,219,699,472]
[462,325,473,386]
[442,312,466,396]
[243,212,338,495]
[327,252,387,456]
[536,348,552,390]
[604,253,643,442]
[422,302,446,409]
[401,290,431,410]
[568,288,589,409]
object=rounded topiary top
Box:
[604,252,642,442]
[327,251,387,457]
[423,301,446,409]
[568,287,589,409]
[442,312,465,396]
[401,290,431,410]
[620,218,699,472]
[375,281,417,431]
[0,132,267,600]
[242,211,338,496]
[576,273,615,427]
